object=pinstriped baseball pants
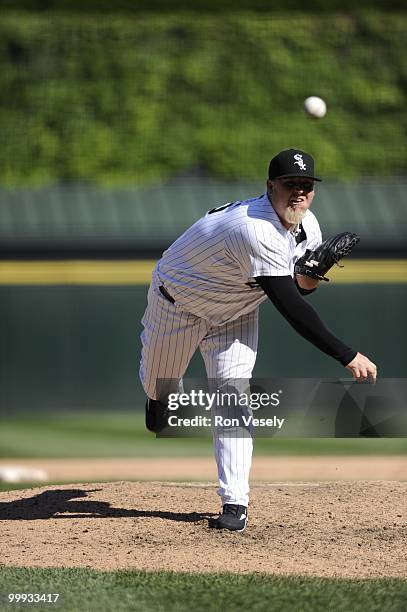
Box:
[139,283,258,507]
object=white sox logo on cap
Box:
[268,148,322,181]
[293,153,306,171]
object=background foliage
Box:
[0,11,406,186]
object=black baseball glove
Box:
[294,232,360,282]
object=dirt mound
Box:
[0,481,405,578]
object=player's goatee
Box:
[285,207,306,225]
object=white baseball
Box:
[304,96,327,119]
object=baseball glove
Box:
[294,232,360,282]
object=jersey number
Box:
[208,201,236,214]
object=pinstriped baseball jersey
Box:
[154,193,322,325]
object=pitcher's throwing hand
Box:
[346,352,377,382]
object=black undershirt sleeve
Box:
[255,275,357,366]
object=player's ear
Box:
[267,179,273,193]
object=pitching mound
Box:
[0,481,405,578]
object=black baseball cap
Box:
[268,149,322,181]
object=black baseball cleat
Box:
[215,504,248,532]
[145,398,170,433]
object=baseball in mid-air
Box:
[304,96,327,119]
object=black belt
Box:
[159,285,175,304]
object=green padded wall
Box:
[0,284,405,412]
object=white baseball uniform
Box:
[140,192,322,506]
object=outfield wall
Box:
[1,180,406,257]
[0,281,405,412]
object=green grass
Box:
[0,482,44,493]
[0,412,212,458]
[0,412,406,458]
[0,568,406,612]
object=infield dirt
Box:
[0,480,405,578]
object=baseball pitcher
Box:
[139,148,377,532]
